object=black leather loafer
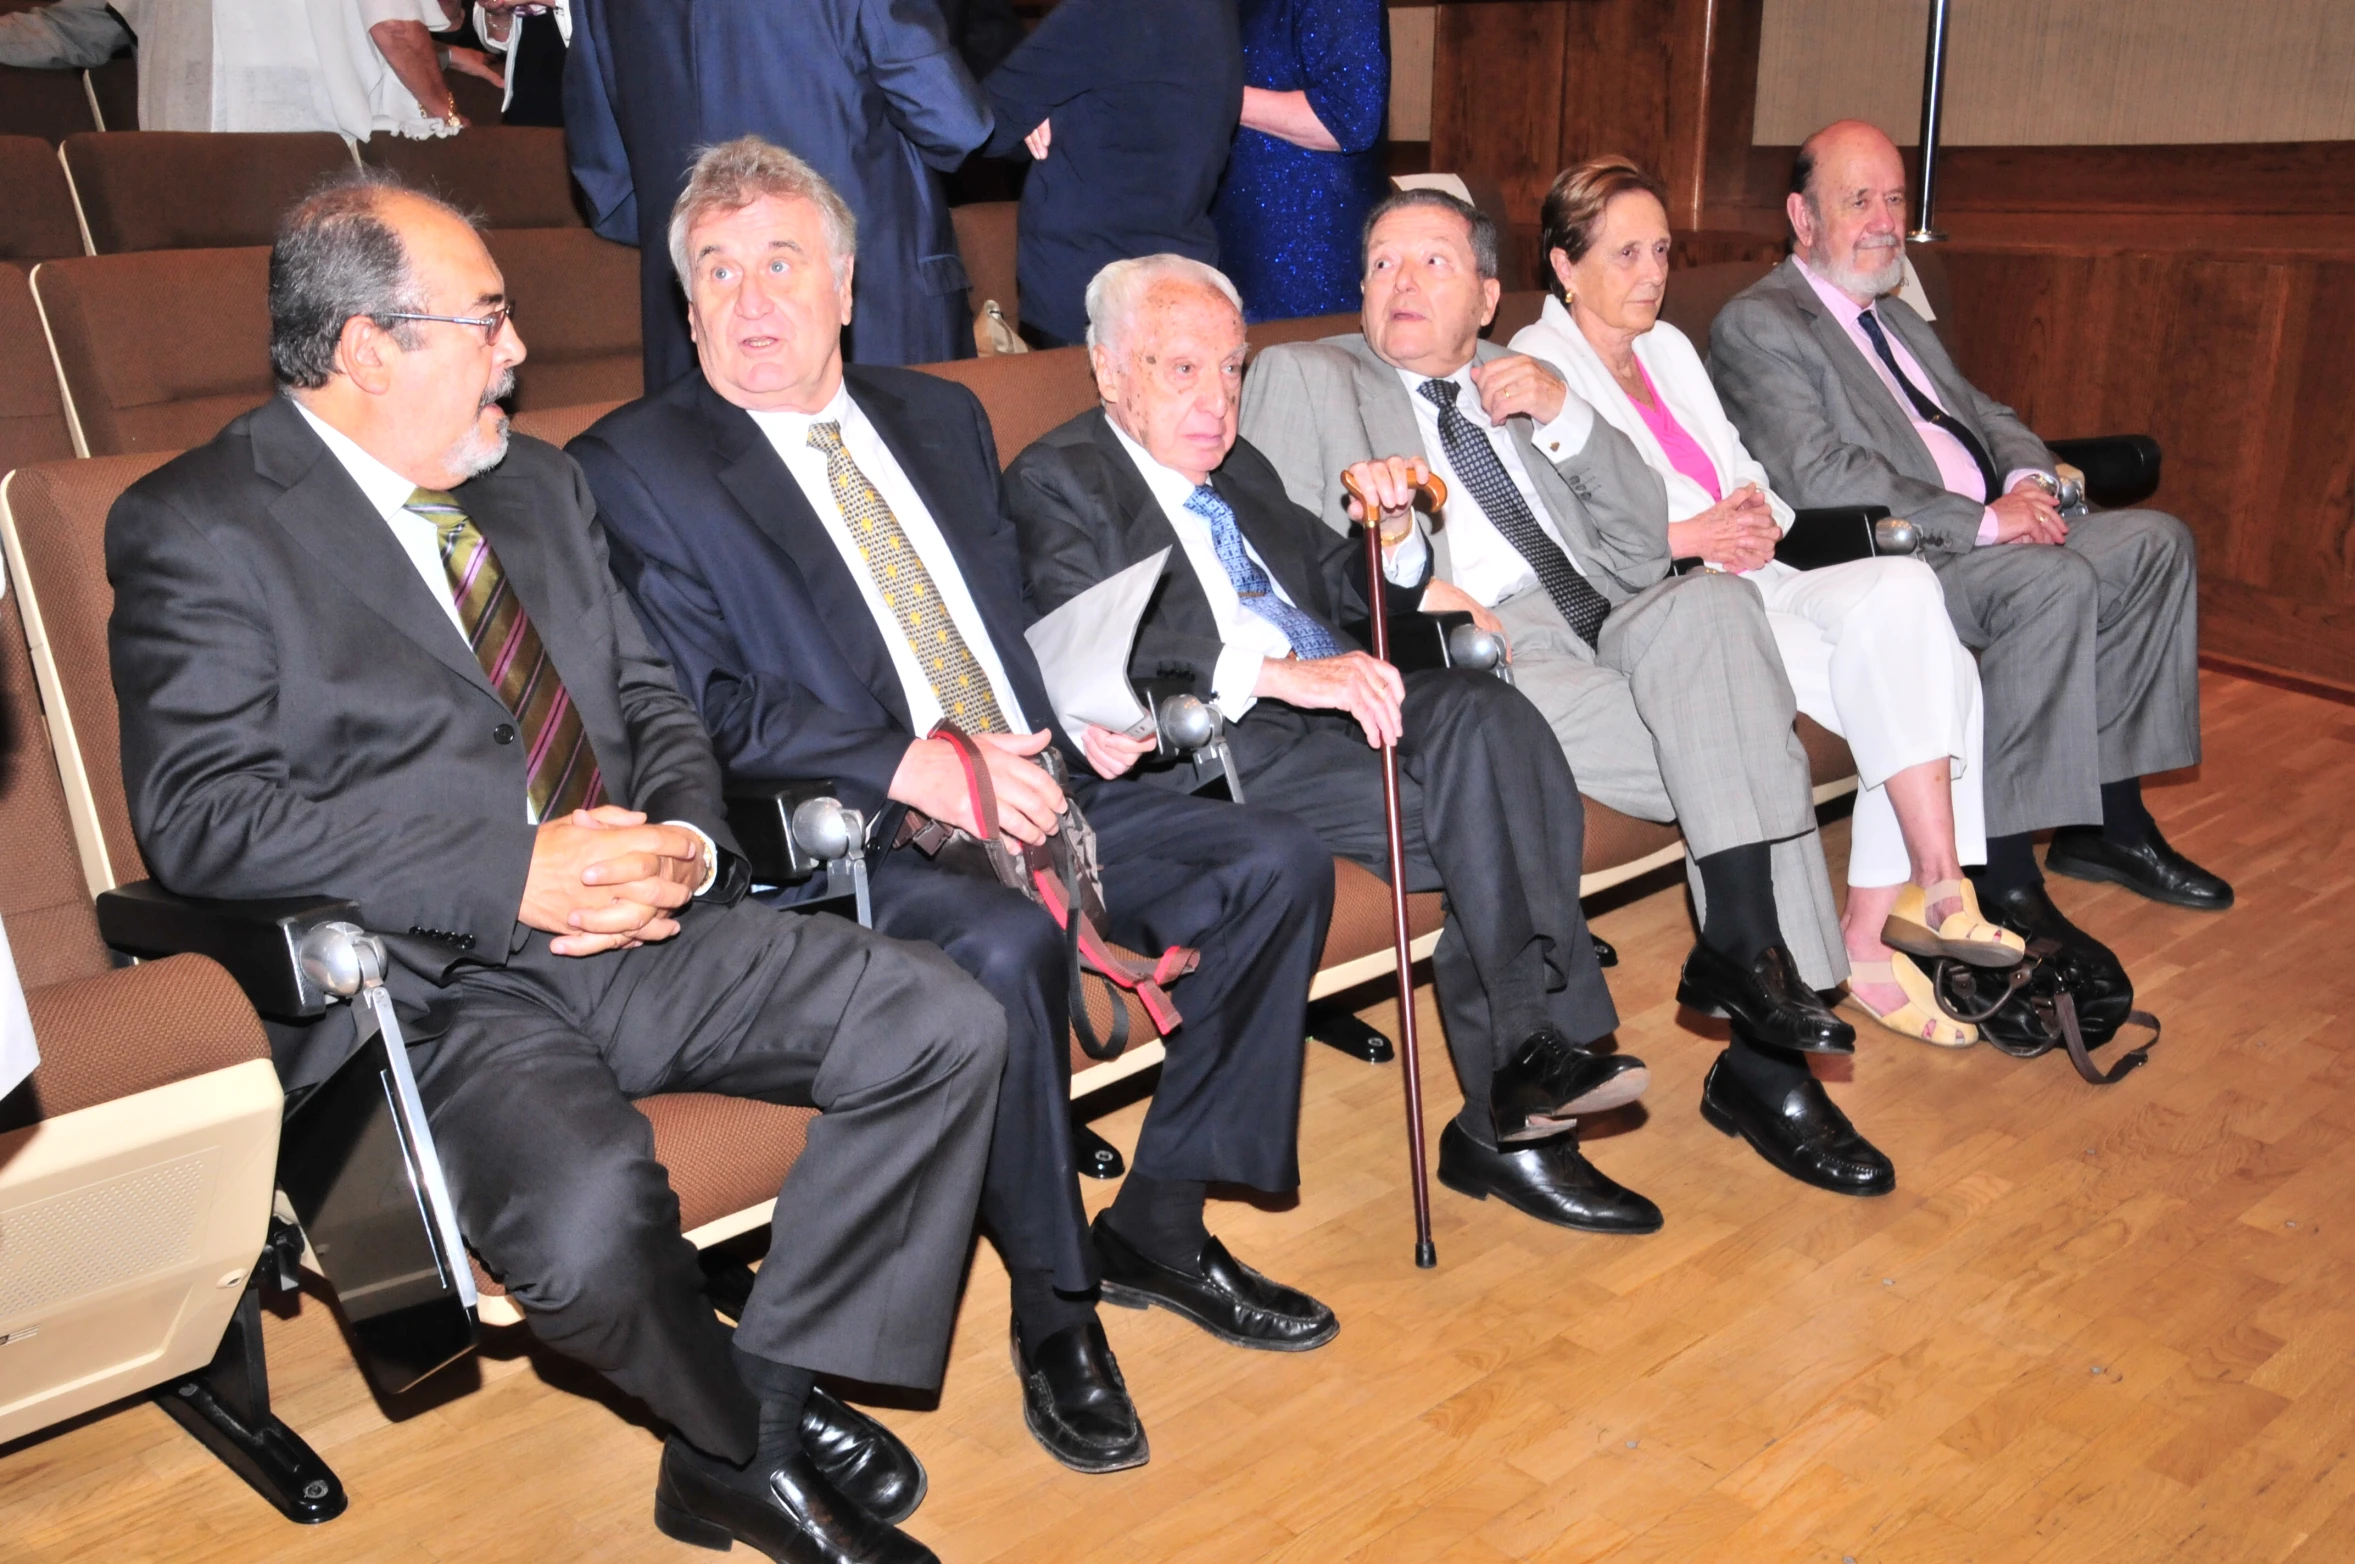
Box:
[1010,1318,1148,1474]
[1092,1214,1338,1352]
[1698,1054,1894,1197]
[1489,1027,1649,1142]
[654,1438,936,1564]
[2045,826,2233,911]
[1677,942,1856,1054]
[802,1387,925,1526]
[1436,1120,1662,1233]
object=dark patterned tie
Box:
[1418,377,1612,648]
[1856,308,2003,502]
[1183,483,1344,661]
[408,489,607,824]
[806,421,1010,733]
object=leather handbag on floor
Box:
[1931,941,2159,1084]
[895,722,1196,1059]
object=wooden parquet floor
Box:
[6,669,2352,1563]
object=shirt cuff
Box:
[1382,524,1430,586]
[1529,391,1596,461]
[1211,644,1263,723]
[1975,507,2001,547]
[665,820,720,896]
[2002,466,2051,497]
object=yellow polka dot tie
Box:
[806,421,1009,733]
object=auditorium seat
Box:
[60,132,357,253]
[512,399,626,449]
[0,266,76,477]
[914,344,1099,461]
[0,501,289,1467]
[86,56,136,132]
[1659,260,1776,348]
[0,454,817,1339]
[1487,289,1547,342]
[361,126,586,229]
[483,227,644,409]
[950,199,1020,330]
[1245,310,1356,356]
[0,136,86,260]
[31,248,274,456]
[0,64,98,144]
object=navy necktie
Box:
[1418,376,1610,648]
[1184,483,1344,661]
[1855,308,2003,502]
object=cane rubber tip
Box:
[1415,1240,1437,1269]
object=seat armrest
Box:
[1342,609,1472,674]
[1775,505,1919,570]
[95,880,362,1021]
[2045,435,2161,509]
[725,780,855,888]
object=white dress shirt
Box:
[1395,361,1595,611]
[1107,418,1428,721]
[748,381,1032,736]
[293,399,717,888]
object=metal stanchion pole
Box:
[1910,0,1953,242]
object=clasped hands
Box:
[521,806,712,957]
[889,723,1154,854]
[1988,477,2069,546]
[1668,482,1779,574]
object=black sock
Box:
[1693,842,1778,965]
[732,1345,814,1467]
[2100,778,2156,847]
[1107,1173,1210,1276]
[1009,1266,1098,1359]
[1976,832,2042,900]
[1721,1034,1814,1099]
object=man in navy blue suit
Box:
[564,0,991,388]
[981,0,1244,347]
[574,138,1343,1481]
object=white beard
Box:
[1821,242,1905,300]
[445,368,516,479]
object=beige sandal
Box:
[1849,954,1977,1047]
[1881,878,2027,968]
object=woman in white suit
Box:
[1510,156,2020,1045]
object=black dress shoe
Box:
[1489,1027,1649,1142]
[1010,1318,1148,1473]
[1591,932,1619,968]
[1698,1053,1894,1197]
[2045,826,2233,911]
[802,1387,925,1526]
[654,1438,936,1563]
[1092,1213,1338,1352]
[1677,942,1856,1055]
[1436,1120,1662,1233]
[1971,876,2134,1044]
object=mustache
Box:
[1856,234,1901,251]
[479,367,516,411]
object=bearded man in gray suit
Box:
[1708,120,2228,997]
[1242,187,1894,1202]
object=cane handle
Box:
[1340,467,1448,526]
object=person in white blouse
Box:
[1509,156,2021,1046]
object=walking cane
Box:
[1339,466,1448,1270]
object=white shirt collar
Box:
[290,396,436,522]
[742,378,857,445]
[1393,356,1476,409]
[1105,412,1214,513]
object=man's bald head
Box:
[1787,119,1909,304]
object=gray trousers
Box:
[1931,507,2201,838]
[412,899,1006,1465]
[1497,570,1847,990]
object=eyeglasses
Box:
[375,303,515,344]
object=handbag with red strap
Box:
[893,722,1198,1060]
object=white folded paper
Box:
[0,915,37,1102]
[1023,548,1171,740]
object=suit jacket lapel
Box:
[249,398,503,709]
[1079,412,1226,643]
[703,382,914,733]
[1775,260,1946,488]
[1879,302,1992,448]
[1339,337,1452,579]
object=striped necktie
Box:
[407,488,607,824]
[805,420,1010,733]
[1182,483,1343,661]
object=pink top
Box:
[1631,361,1722,502]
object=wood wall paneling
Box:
[1429,2,1565,223]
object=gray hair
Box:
[269,171,465,389]
[1083,254,1244,356]
[1360,187,1499,282]
[669,136,858,292]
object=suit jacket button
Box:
[459,934,476,951]
[493,722,518,745]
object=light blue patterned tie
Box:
[1184,484,1344,661]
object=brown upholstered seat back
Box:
[62,131,355,253]
[1245,311,1357,358]
[912,345,1100,467]
[1,455,171,893]
[33,249,273,456]
[0,266,76,476]
[1487,289,1548,343]
[950,200,1020,328]
[1659,260,1777,351]
[0,65,98,145]
[0,136,85,261]
[362,127,586,229]
[513,400,627,450]
[486,228,644,411]
[0,585,106,990]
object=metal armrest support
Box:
[1343,609,1510,679]
[1775,505,1919,570]
[95,880,360,1021]
[2046,435,2162,510]
[725,781,870,924]
[1137,676,1243,802]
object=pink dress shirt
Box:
[1631,361,1723,503]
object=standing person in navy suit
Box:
[564,0,992,389]
[573,138,1343,1481]
[980,0,1244,348]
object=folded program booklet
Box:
[1023,547,1171,741]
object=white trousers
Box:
[1750,556,1986,889]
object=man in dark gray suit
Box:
[106,174,997,1564]
[1709,120,2228,989]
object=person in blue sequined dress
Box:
[1211,0,1391,323]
